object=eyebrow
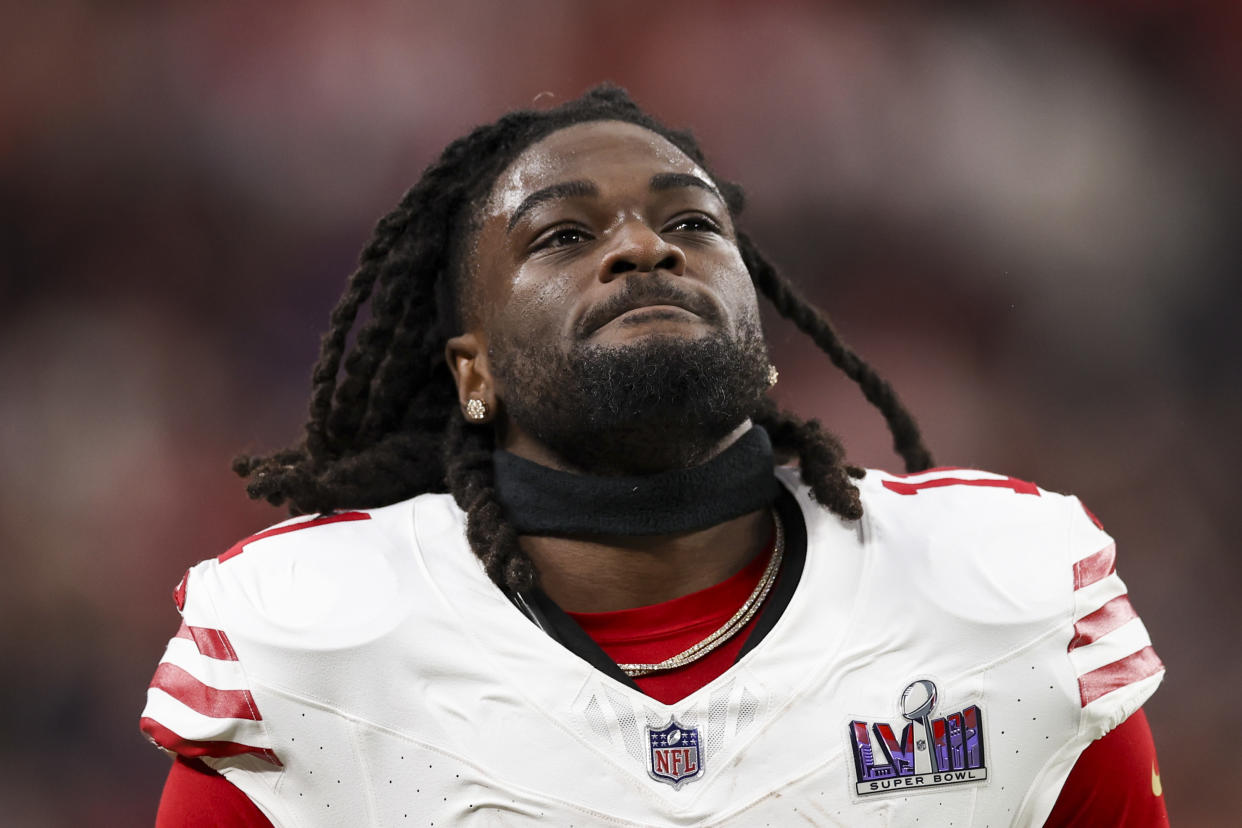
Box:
[507,180,598,231]
[506,172,725,232]
[648,172,722,201]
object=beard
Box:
[489,320,771,476]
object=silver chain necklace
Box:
[617,512,784,679]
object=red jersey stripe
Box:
[140,717,281,766]
[173,571,189,611]
[1069,595,1139,652]
[150,663,262,721]
[218,511,371,563]
[173,622,240,662]
[881,476,1039,496]
[1078,646,1164,707]
[1073,543,1117,590]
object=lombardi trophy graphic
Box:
[901,679,938,776]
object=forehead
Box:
[485,120,711,218]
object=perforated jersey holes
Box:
[737,689,761,735]
[584,696,609,740]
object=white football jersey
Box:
[140,467,1162,826]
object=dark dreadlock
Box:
[234,85,933,593]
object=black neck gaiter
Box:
[492,425,780,536]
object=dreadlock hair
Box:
[234,84,933,594]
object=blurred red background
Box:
[2,1,1238,824]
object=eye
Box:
[666,214,722,234]
[533,225,593,251]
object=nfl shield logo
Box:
[647,718,704,787]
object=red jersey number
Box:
[882,471,1039,497]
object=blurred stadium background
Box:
[2,1,1238,824]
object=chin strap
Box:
[492,426,780,537]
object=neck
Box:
[521,510,772,613]
[492,423,779,612]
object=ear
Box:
[445,332,497,424]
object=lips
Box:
[576,280,719,338]
[611,304,697,324]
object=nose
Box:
[598,221,686,282]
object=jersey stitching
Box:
[345,716,380,826]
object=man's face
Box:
[454,120,770,474]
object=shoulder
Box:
[176,493,463,645]
[786,464,1117,631]
[848,466,1163,732]
[140,493,468,777]
[852,465,1111,563]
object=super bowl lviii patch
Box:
[647,718,703,788]
[848,679,987,796]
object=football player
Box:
[141,86,1167,826]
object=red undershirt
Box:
[564,534,775,705]
[156,540,1168,826]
